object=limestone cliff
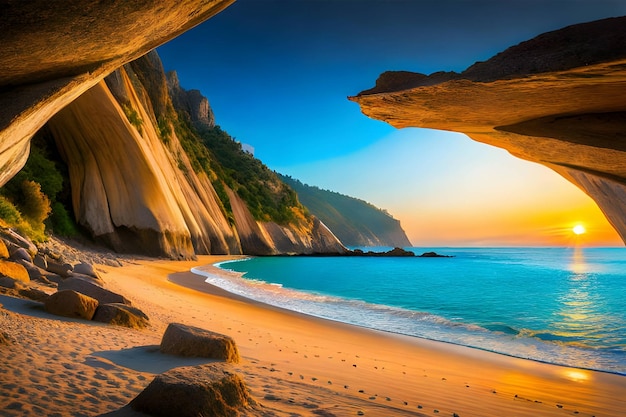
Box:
[350,16,626,244]
[0,2,346,257]
[0,1,235,187]
[44,51,345,257]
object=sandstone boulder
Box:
[0,229,37,256]
[0,276,26,290]
[46,260,73,278]
[160,323,240,363]
[44,290,98,320]
[73,263,100,279]
[15,260,50,284]
[17,287,49,303]
[92,303,149,329]
[0,259,29,284]
[33,254,47,270]
[9,247,32,263]
[58,276,131,305]
[0,239,9,259]
[130,364,253,417]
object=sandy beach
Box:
[1,255,625,416]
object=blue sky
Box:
[158,0,626,246]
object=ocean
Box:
[193,247,626,375]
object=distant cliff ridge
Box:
[279,175,412,248]
[351,16,626,245]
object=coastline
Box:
[1,255,625,416]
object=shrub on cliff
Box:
[0,130,78,240]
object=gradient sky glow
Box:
[157,0,626,247]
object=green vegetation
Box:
[166,107,305,226]
[197,125,301,224]
[0,130,78,241]
[279,174,411,247]
[122,103,143,135]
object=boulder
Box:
[130,364,253,417]
[0,331,11,345]
[160,323,240,363]
[0,276,26,290]
[0,239,9,259]
[44,290,98,320]
[33,254,47,270]
[0,229,37,256]
[73,262,100,279]
[17,287,49,303]
[93,303,149,329]
[58,276,131,305]
[0,259,29,283]
[46,260,73,278]
[15,260,54,285]
[9,247,32,263]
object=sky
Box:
[157,0,626,247]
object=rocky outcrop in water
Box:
[350,16,626,244]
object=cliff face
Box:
[279,175,412,248]
[0,1,235,187]
[350,16,626,244]
[0,2,345,257]
[44,51,345,257]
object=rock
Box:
[17,287,49,303]
[345,247,415,257]
[349,16,626,244]
[92,303,149,329]
[9,247,32,263]
[0,229,37,256]
[130,364,253,417]
[72,263,99,279]
[0,239,9,259]
[160,323,240,363]
[33,254,47,270]
[16,259,46,281]
[0,331,11,345]
[0,276,25,290]
[46,260,73,278]
[71,273,105,287]
[419,251,454,258]
[58,276,131,305]
[44,290,98,320]
[0,259,29,283]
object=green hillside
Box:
[279,174,412,248]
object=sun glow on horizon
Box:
[573,224,586,236]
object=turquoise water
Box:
[193,247,626,375]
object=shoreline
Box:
[159,256,626,416]
[1,255,625,416]
[194,256,626,378]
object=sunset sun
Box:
[573,224,586,235]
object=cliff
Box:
[279,175,412,247]
[0,2,345,258]
[350,16,626,244]
[43,51,345,257]
[0,1,234,187]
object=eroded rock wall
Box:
[350,16,626,244]
[0,0,234,187]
